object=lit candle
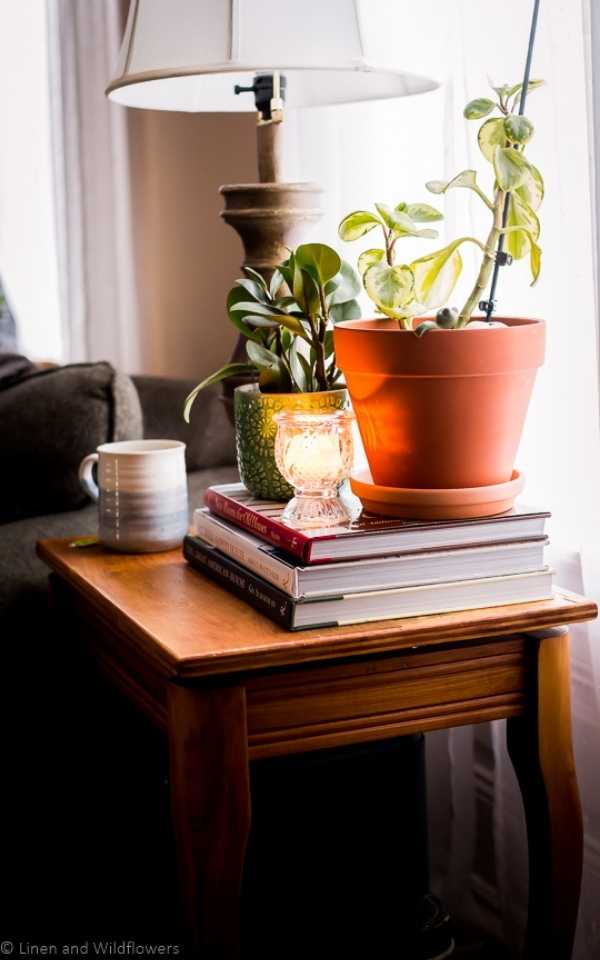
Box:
[274,410,355,529]
[283,431,344,487]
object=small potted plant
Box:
[334,80,545,509]
[184,243,360,499]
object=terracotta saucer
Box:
[350,469,525,520]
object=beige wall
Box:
[127,109,257,379]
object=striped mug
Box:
[78,440,188,553]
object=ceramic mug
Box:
[78,440,188,552]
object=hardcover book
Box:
[194,507,548,600]
[203,483,550,564]
[183,534,554,631]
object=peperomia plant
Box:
[183,243,361,421]
[338,79,544,335]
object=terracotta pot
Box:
[334,317,545,489]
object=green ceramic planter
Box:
[234,384,349,500]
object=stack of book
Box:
[183,483,553,630]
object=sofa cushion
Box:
[0,361,142,523]
[0,465,239,617]
[133,376,236,472]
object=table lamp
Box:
[107,0,436,377]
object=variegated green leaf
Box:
[338,210,382,241]
[529,237,542,285]
[504,114,534,145]
[405,202,444,222]
[500,227,542,285]
[478,117,507,162]
[364,263,415,312]
[464,97,495,120]
[503,189,541,262]
[494,146,532,191]
[426,170,477,194]
[505,197,530,261]
[516,164,544,211]
[410,240,465,310]
[375,203,438,238]
[507,79,544,99]
[357,248,385,278]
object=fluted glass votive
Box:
[274,409,355,529]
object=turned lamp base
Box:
[219,74,324,418]
[219,180,324,415]
[220,181,323,279]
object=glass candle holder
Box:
[274,409,355,528]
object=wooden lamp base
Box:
[219,84,324,417]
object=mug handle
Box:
[79,453,99,502]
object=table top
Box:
[38,538,597,679]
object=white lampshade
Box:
[107,0,437,111]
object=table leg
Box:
[167,682,251,959]
[507,628,583,960]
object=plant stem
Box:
[383,226,394,266]
[308,311,328,391]
[457,190,506,327]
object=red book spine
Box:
[204,488,312,562]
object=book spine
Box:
[204,488,312,562]
[194,512,298,597]
[183,536,295,628]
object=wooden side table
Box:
[38,539,597,959]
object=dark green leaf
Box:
[226,287,263,341]
[295,243,341,285]
[288,340,309,392]
[246,340,281,369]
[269,269,285,299]
[242,266,268,290]
[259,365,291,392]
[324,260,361,305]
[183,364,257,422]
[298,353,314,389]
[229,300,283,318]
[235,278,269,303]
[329,299,361,324]
[293,263,319,317]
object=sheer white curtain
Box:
[47,0,140,369]
[292,0,600,955]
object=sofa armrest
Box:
[132,376,235,472]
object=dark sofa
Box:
[0,372,238,619]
